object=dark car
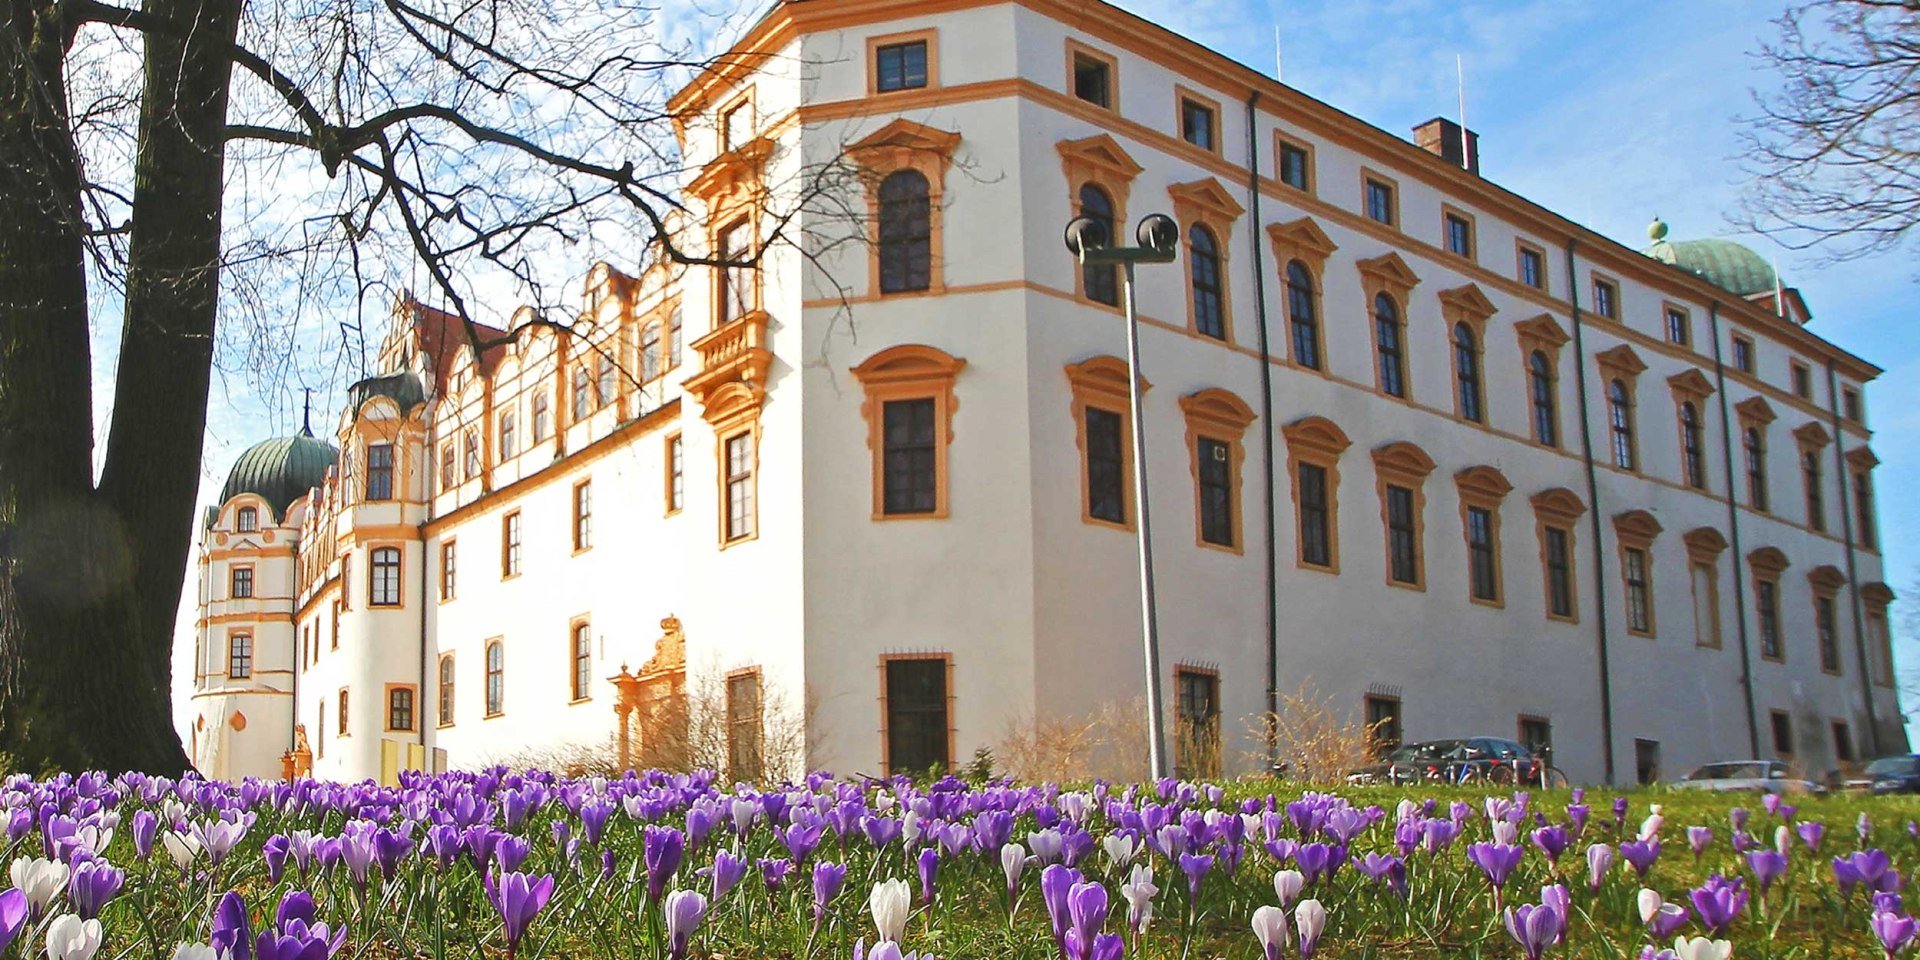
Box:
[1347,737,1553,786]
[1866,755,1920,795]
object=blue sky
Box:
[158,0,1920,731]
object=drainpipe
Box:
[1707,301,1762,760]
[1244,92,1281,770]
[1563,238,1616,784]
[1825,359,1880,755]
[418,449,432,768]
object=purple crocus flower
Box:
[1067,880,1110,957]
[707,848,748,902]
[1467,842,1524,889]
[1532,826,1570,862]
[1874,911,1919,959]
[1040,864,1082,953]
[664,890,708,960]
[493,835,531,875]
[1730,807,1749,833]
[131,811,159,862]
[1799,821,1826,852]
[812,861,849,928]
[1357,853,1408,899]
[1748,850,1788,895]
[1566,804,1590,837]
[1686,826,1713,858]
[263,835,291,883]
[644,826,687,904]
[1612,797,1630,832]
[1178,852,1213,906]
[1841,851,1896,895]
[916,848,940,906]
[1619,839,1661,878]
[1504,901,1565,960]
[1294,842,1334,884]
[758,857,794,898]
[211,890,252,960]
[67,859,123,920]
[1877,893,1906,916]
[862,816,903,850]
[0,889,24,955]
[484,870,555,959]
[1689,874,1749,937]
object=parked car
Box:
[1864,755,1920,795]
[1672,760,1824,794]
[1347,737,1556,786]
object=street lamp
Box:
[1064,211,1180,781]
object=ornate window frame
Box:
[1748,545,1791,662]
[1595,344,1647,473]
[1357,253,1420,401]
[1809,564,1847,676]
[1683,527,1728,649]
[1373,441,1436,591]
[1614,510,1663,638]
[1669,369,1716,490]
[1058,135,1143,308]
[1793,421,1832,533]
[1181,388,1257,554]
[1531,488,1586,623]
[1066,356,1147,531]
[1737,396,1777,513]
[1168,178,1244,342]
[1439,284,1496,424]
[1268,218,1337,371]
[851,119,961,299]
[1862,582,1896,686]
[852,344,966,521]
[1847,446,1880,551]
[1516,314,1570,448]
[1282,416,1351,573]
[1455,465,1512,607]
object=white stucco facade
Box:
[184,0,1903,787]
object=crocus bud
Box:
[1273,869,1305,907]
[1251,904,1290,960]
[1295,898,1327,959]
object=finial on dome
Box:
[1647,216,1669,242]
[300,388,313,437]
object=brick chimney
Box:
[1413,117,1479,175]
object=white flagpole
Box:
[1457,54,1469,170]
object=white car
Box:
[1672,760,1824,794]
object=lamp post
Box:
[1065,212,1180,781]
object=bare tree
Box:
[1738,0,1920,262]
[0,0,872,773]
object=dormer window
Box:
[237,506,258,532]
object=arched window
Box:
[571,366,591,420]
[1189,224,1224,339]
[1607,379,1635,470]
[878,170,932,294]
[531,392,551,442]
[1680,402,1705,489]
[594,353,615,407]
[1373,293,1405,398]
[1803,451,1824,530]
[1285,261,1320,370]
[1529,351,1557,447]
[438,655,455,725]
[1078,185,1119,306]
[1744,427,1769,510]
[485,641,504,716]
[640,322,663,383]
[1453,323,1482,422]
[369,546,401,606]
[499,410,517,459]
[236,506,258,532]
[571,623,593,700]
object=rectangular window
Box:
[439,541,456,601]
[387,687,415,732]
[1278,140,1311,192]
[230,566,254,600]
[1624,547,1652,635]
[882,398,938,516]
[1855,471,1876,550]
[1833,721,1855,763]
[1843,388,1862,423]
[338,689,350,736]
[1298,462,1331,568]
[666,435,685,514]
[1467,506,1498,602]
[1805,452,1826,532]
[1541,526,1574,619]
[1197,437,1234,547]
[1817,595,1840,673]
[726,671,765,782]
[464,430,481,480]
[1364,178,1395,226]
[1634,738,1660,785]
[884,657,949,775]
[1666,308,1691,347]
[874,40,929,92]
[1690,561,1721,648]
[725,432,756,542]
[369,547,401,606]
[572,481,592,551]
[1732,335,1755,374]
[330,600,340,649]
[718,220,753,323]
[1179,97,1216,151]
[1518,716,1553,766]
[1757,578,1782,659]
[1518,245,1546,290]
[1072,52,1111,107]
[228,634,253,679]
[237,507,258,533]
[571,622,593,701]
[1444,212,1473,258]
[341,553,351,609]
[1592,279,1618,319]
[1174,668,1221,778]
[1364,694,1402,759]
[366,443,394,500]
[1770,709,1793,755]
[485,641,504,716]
[1791,362,1812,399]
[1385,485,1419,585]
[499,412,517,459]
[1086,407,1127,525]
[721,98,754,153]
[1869,612,1893,685]
[438,655,455,726]
[439,442,455,492]
[501,512,521,578]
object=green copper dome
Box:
[218,433,339,521]
[1642,220,1778,297]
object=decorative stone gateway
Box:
[611,616,688,771]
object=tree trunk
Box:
[0,0,240,774]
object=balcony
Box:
[682,309,772,417]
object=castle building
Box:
[185,0,1903,785]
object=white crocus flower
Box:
[901,811,923,846]
[1252,904,1291,953]
[1103,833,1137,870]
[45,913,103,960]
[162,831,202,871]
[1672,936,1733,960]
[1000,843,1026,893]
[1637,889,1665,924]
[1492,820,1520,846]
[1294,899,1327,951]
[1639,812,1665,842]
[868,878,911,944]
[9,857,69,915]
[171,944,220,960]
[1121,864,1157,933]
[1273,869,1305,908]
[1775,826,1792,857]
